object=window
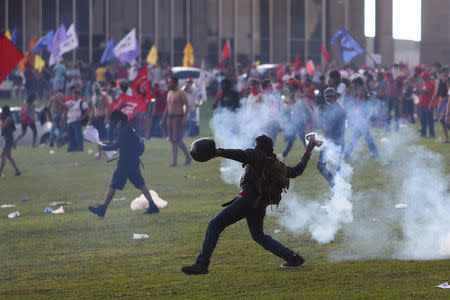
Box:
[174,0,187,65]
[76,0,90,61]
[237,0,251,65]
[290,0,305,62]
[206,0,218,65]
[59,0,73,27]
[142,0,155,61]
[42,0,56,32]
[93,0,106,63]
[307,0,322,63]
[8,0,22,50]
[158,0,171,64]
[393,0,421,41]
[254,0,270,63]
[364,0,376,37]
[0,0,5,30]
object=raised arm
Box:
[216,148,255,165]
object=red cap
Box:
[287,79,301,87]
[419,71,430,79]
[187,78,193,83]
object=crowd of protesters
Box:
[1,57,449,176]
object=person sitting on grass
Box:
[181,134,318,275]
[88,110,159,217]
[0,106,21,177]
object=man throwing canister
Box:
[160,77,192,167]
[181,134,319,275]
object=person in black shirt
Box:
[213,79,240,111]
[88,110,159,217]
[0,106,21,177]
[317,87,346,187]
[181,134,319,275]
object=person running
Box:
[14,93,37,147]
[429,66,449,143]
[88,110,159,217]
[160,77,191,167]
[0,106,21,177]
[181,134,318,275]
[344,88,380,159]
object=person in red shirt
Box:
[418,71,435,138]
[147,82,167,138]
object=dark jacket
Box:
[102,124,140,169]
[219,148,311,199]
[320,102,346,148]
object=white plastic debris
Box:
[219,167,231,172]
[130,190,168,211]
[274,229,282,234]
[1,204,16,208]
[51,206,65,214]
[49,150,55,155]
[8,211,20,218]
[380,137,389,143]
[133,234,150,239]
[436,282,450,289]
[84,126,115,158]
[87,149,94,155]
[395,203,408,209]
[49,202,72,207]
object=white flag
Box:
[114,28,137,57]
[49,54,62,66]
[59,24,79,55]
[199,59,207,101]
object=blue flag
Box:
[10,28,17,45]
[330,28,365,63]
[32,29,54,52]
[100,38,115,64]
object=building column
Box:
[375,0,394,65]
[154,0,158,48]
[138,0,142,61]
[218,0,222,60]
[5,0,8,31]
[321,0,326,64]
[170,0,174,66]
[233,0,237,68]
[286,0,290,63]
[269,0,273,63]
[89,0,93,63]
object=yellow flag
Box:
[182,41,194,66]
[19,36,37,72]
[146,45,158,65]
[5,29,11,40]
[34,54,45,72]
[254,60,260,67]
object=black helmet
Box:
[190,138,216,162]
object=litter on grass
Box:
[49,150,55,155]
[436,282,450,289]
[1,204,16,208]
[8,211,20,218]
[395,203,408,209]
[22,198,29,202]
[274,229,282,234]
[113,197,127,201]
[133,234,150,239]
[131,190,168,211]
[51,206,65,214]
[49,202,72,207]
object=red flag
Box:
[130,67,152,101]
[111,93,147,121]
[0,32,24,84]
[276,63,286,81]
[219,40,231,67]
[294,53,303,71]
[306,60,315,75]
[321,43,330,63]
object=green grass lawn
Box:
[0,99,449,299]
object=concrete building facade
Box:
[1,0,448,67]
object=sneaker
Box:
[281,253,305,269]
[181,262,209,275]
[143,205,160,215]
[15,171,21,176]
[88,204,106,217]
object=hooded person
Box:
[181,134,319,275]
[88,110,159,217]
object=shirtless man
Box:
[47,90,68,147]
[160,77,191,167]
[89,82,110,159]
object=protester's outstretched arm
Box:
[286,138,316,178]
[215,148,254,165]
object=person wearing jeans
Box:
[181,134,318,275]
[66,89,89,152]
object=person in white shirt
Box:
[66,89,89,152]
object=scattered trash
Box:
[22,198,29,202]
[49,202,72,207]
[184,175,190,178]
[436,137,442,143]
[44,207,52,213]
[133,234,150,239]
[131,190,168,210]
[380,137,389,143]
[372,218,377,221]
[87,149,94,155]
[1,204,16,208]
[274,229,282,234]
[113,197,127,201]
[51,206,65,214]
[395,203,408,209]
[436,282,450,289]
[49,150,55,155]
[8,211,20,219]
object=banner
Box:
[146,45,158,65]
[110,93,146,121]
[59,24,79,55]
[34,54,45,72]
[182,41,195,66]
[0,33,24,84]
[306,60,315,75]
[48,24,67,57]
[32,30,54,52]
[130,66,152,101]
[219,40,231,67]
[100,38,115,64]
[330,28,364,63]
[321,43,330,63]
[114,28,137,57]
[10,28,17,45]
[117,39,140,64]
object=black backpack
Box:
[131,128,145,156]
[254,156,290,208]
[79,100,89,126]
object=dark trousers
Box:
[196,196,294,266]
[67,121,83,152]
[317,142,343,187]
[282,125,306,158]
[386,96,399,132]
[418,106,435,137]
[344,126,380,158]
